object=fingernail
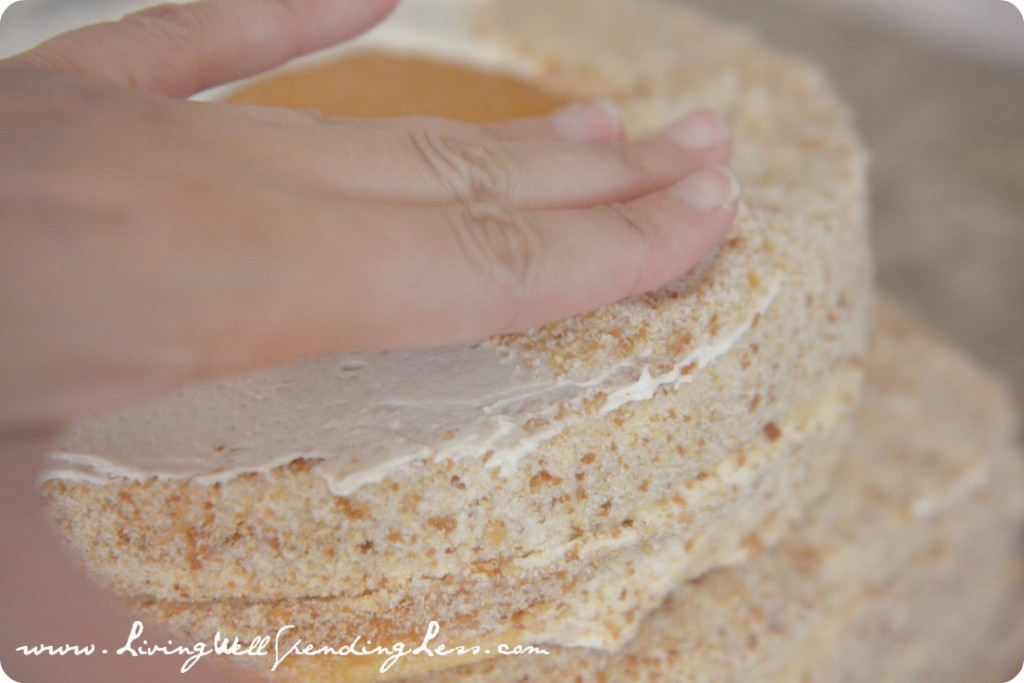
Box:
[672,167,741,211]
[665,109,730,150]
[550,100,622,142]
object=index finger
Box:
[6,0,398,98]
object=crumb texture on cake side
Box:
[384,301,1024,683]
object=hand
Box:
[1,0,737,431]
[0,1,738,681]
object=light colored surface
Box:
[782,0,1024,70]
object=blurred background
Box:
[2,0,1023,412]
[683,0,1024,421]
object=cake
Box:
[36,0,1022,681]
[337,301,1024,683]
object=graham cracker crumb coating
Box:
[384,302,1024,682]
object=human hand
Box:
[0,0,737,432]
[0,1,737,681]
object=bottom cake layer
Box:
[243,300,1022,683]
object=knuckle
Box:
[451,203,543,294]
[408,131,519,204]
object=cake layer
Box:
[125,365,857,659]
[115,302,1024,682]
[41,0,871,659]
[325,301,1020,683]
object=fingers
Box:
[8,0,398,98]
[200,167,740,361]
[380,100,625,143]
[209,104,731,210]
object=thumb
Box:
[6,0,398,98]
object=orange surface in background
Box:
[225,52,571,121]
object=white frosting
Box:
[47,342,572,489]
[600,280,781,414]
[46,277,780,493]
[911,465,990,519]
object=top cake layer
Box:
[45,0,872,498]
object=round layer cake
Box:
[41,0,872,680]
